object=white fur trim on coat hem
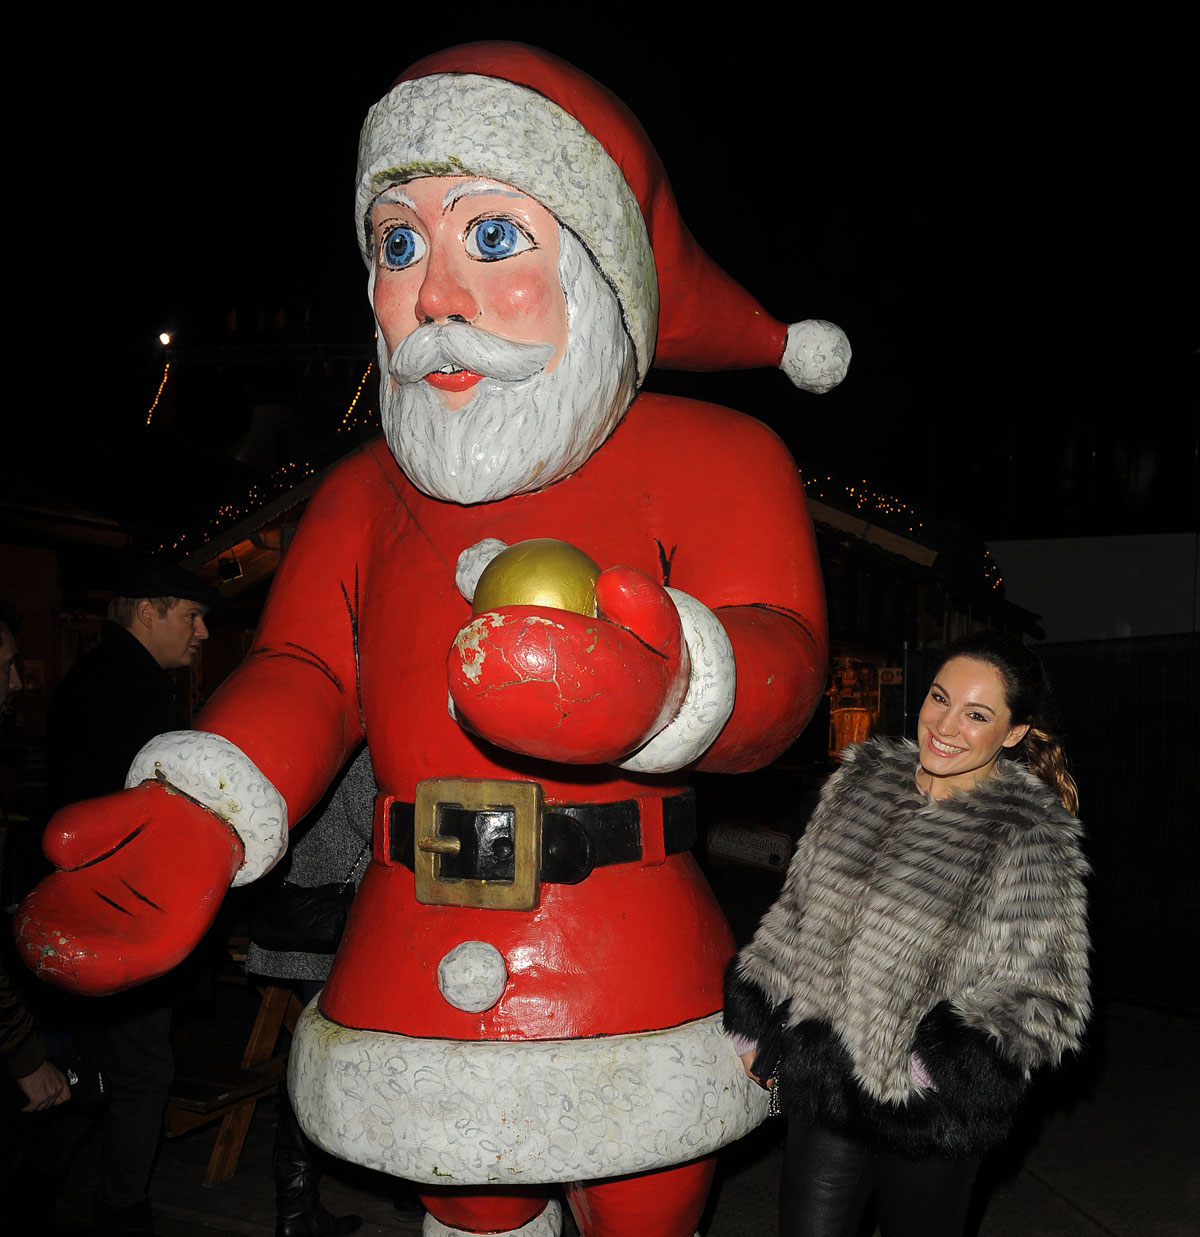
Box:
[289,1003,766,1186]
[126,731,288,885]
[618,589,735,774]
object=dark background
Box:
[13,18,1195,548]
[4,18,1197,1024]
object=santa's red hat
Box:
[356,42,849,393]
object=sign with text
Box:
[706,820,793,872]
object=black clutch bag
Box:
[750,1004,790,1117]
[750,1003,789,1081]
[248,880,354,954]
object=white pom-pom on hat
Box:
[781,320,853,394]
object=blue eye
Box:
[381,226,426,270]
[465,217,533,261]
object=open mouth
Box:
[424,367,484,392]
[928,735,965,756]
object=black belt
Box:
[386,783,695,903]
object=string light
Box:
[338,362,373,432]
[155,364,377,554]
[799,472,926,534]
[799,471,1004,592]
[145,362,170,426]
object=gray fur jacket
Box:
[246,745,375,982]
[724,737,1090,1157]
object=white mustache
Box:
[387,322,556,386]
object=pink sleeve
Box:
[910,1051,937,1091]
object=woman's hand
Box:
[739,1048,772,1089]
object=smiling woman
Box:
[724,629,1089,1237]
[915,655,1030,798]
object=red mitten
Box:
[448,565,689,764]
[16,781,244,996]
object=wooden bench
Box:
[163,943,304,1186]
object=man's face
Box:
[370,175,636,506]
[143,600,209,671]
[0,626,21,711]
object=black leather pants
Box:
[780,1122,981,1237]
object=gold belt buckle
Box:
[413,777,543,911]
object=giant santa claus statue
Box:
[20,43,848,1237]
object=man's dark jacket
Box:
[47,622,181,812]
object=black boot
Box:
[274,1087,361,1237]
[93,1197,155,1236]
[392,1175,427,1221]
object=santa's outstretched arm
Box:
[17,458,371,996]
[181,459,372,838]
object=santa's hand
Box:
[15,781,244,996]
[448,566,690,764]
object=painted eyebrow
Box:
[373,186,418,211]
[442,180,526,209]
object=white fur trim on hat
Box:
[782,319,853,393]
[619,589,735,774]
[356,73,658,382]
[126,731,288,885]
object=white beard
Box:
[377,230,637,506]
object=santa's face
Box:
[371,177,568,408]
[370,175,636,505]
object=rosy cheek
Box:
[489,270,546,317]
[490,260,557,309]
[373,277,419,348]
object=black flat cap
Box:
[113,554,223,610]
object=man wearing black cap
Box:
[45,559,217,1237]
[48,561,215,814]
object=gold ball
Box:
[472,539,602,617]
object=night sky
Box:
[14,20,1195,547]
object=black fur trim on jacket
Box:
[722,960,779,1046]
[907,1001,1027,1156]
[725,979,1028,1158]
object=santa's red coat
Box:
[199,391,827,1039]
